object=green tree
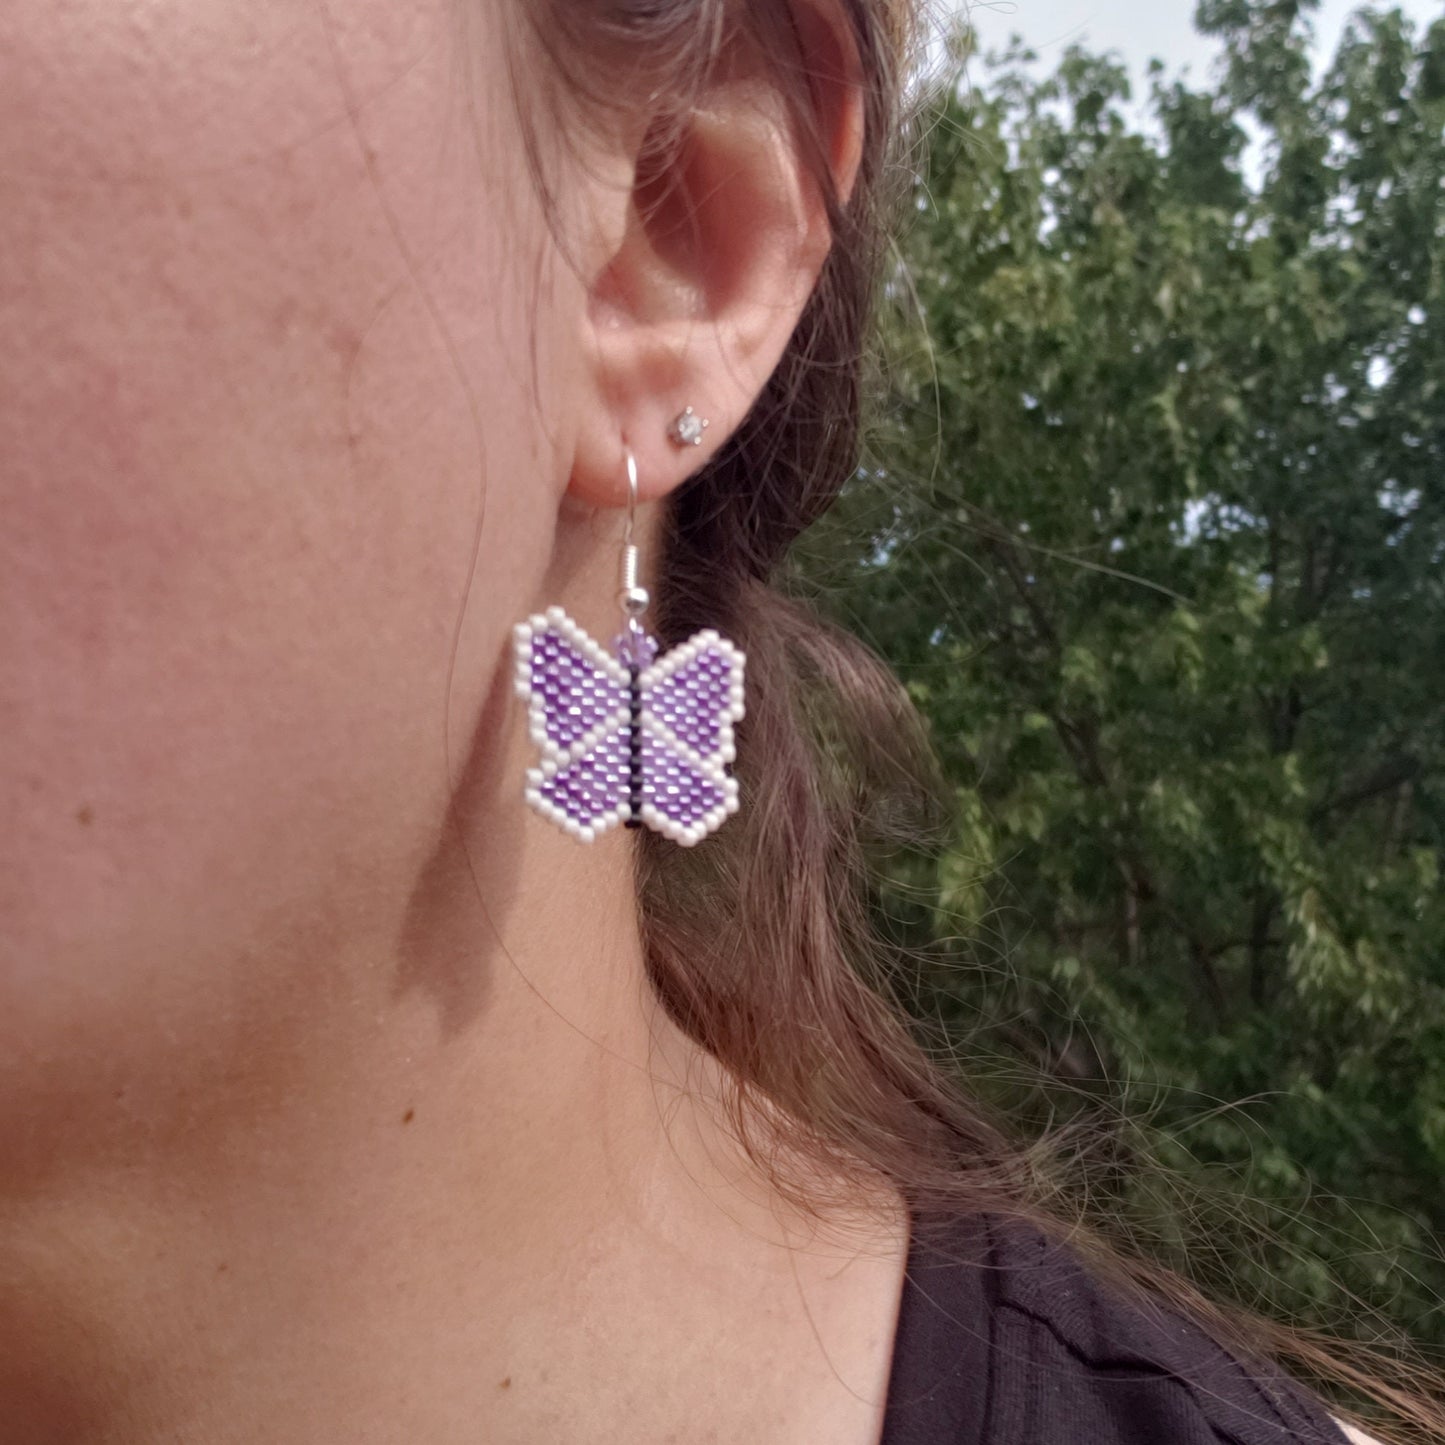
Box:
[800,0,1445,1346]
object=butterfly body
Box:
[512,606,745,845]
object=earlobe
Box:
[566,0,866,514]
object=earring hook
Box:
[619,447,648,631]
[623,447,639,549]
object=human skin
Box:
[0,1,908,1441]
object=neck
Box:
[0,679,908,1444]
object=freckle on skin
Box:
[402,1108,415,1124]
[216,1263,229,1274]
[76,804,94,826]
[498,1377,511,1391]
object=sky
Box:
[961,0,1443,92]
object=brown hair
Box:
[507,1,1444,1439]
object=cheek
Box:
[0,0,570,1132]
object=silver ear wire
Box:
[667,406,709,447]
[618,448,649,623]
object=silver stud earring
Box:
[667,406,710,448]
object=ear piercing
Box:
[667,406,710,448]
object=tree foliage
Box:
[799,0,1445,1347]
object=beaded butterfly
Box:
[512,606,746,846]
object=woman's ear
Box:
[566,0,865,509]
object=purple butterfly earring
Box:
[512,442,745,846]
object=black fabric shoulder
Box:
[880,1213,1348,1445]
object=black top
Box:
[880,1214,1348,1445]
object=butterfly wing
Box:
[529,729,633,843]
[637,630,746,846]
[513,607,631,841]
